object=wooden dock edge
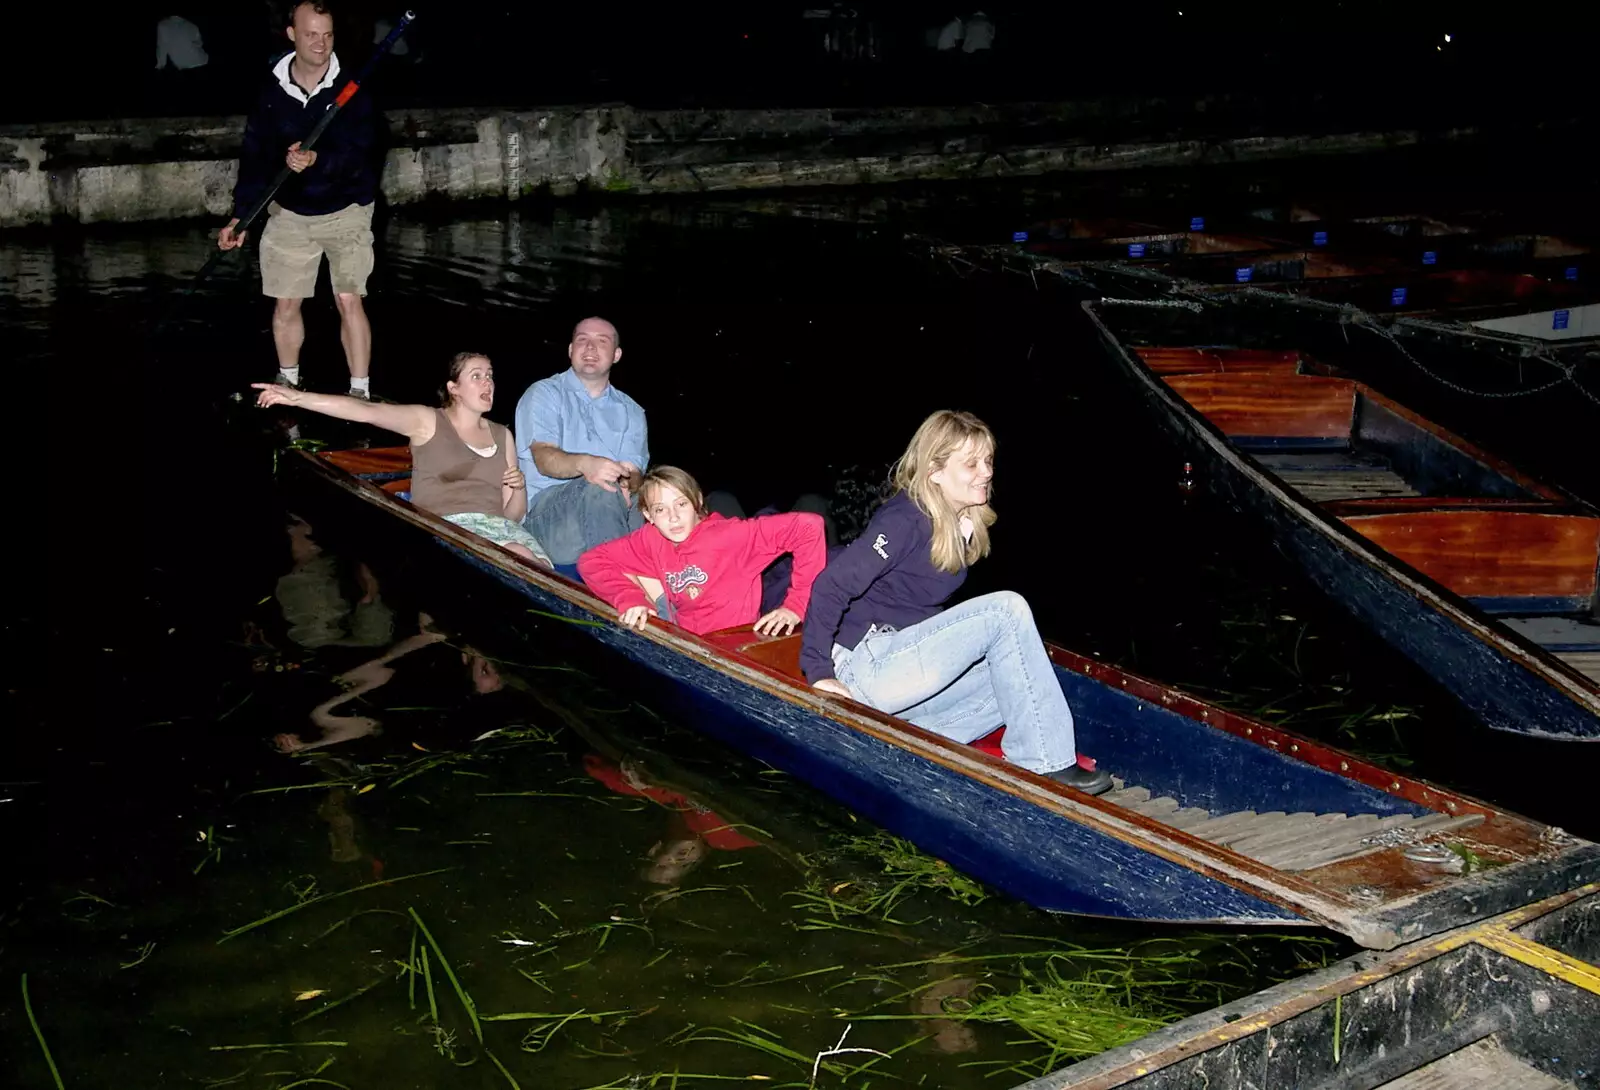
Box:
[1012,883,1600,1089]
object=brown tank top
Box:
[410,410,509,518]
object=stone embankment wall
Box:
[0,98,1497,227]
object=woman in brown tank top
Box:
[254,353,550,566]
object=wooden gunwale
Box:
[1018,883,1600,1090]
[1080,300,1600,720]
[1048,645,1492,821]
[1351,383,1573,503]
[299,447,1592,946]
[1317,497,1576,516]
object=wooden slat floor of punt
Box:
[1377,1038,1573,1089]
[1501,615,1600,650]
[1102,782,1484,872]
[1250,450,1420,503]
[1556,652,1600,684]
[1501,616,1600,684]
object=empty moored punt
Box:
[1012,883,1600,1090]
[280,444,1600,948]
[1082,303,1600,741]
[1018,209,1591,278]
[1011,215,1595,335]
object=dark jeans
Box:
[523,479,644,567]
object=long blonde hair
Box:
[891,410,996,573]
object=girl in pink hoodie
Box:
[577,466,828,637]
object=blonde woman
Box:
[799,410,1111,794]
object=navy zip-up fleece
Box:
[233,53,380,219]
[799,492,968,682]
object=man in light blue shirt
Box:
[515,317,649,567]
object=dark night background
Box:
[2,1,1599,1085]
[8,2,1596,122]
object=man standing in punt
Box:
[515,318,649,567]
[217,0,381,399]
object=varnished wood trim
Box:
[1136,347,1304,375]
[1162,372,1356,439]
[1319,497,1571,516]
[1339,510,1600,600]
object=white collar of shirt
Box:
[559,366,614,401]
[272,51,341,105]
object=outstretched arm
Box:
[253,384,435,443]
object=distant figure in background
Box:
[936,15,964,51]
[261,0,290,60]
[963,11,995,53]
[373,12,423,96]
[155,14,209,71]
[153,12,212,111]
[373,13,420,62]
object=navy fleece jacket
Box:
[233,53,380,219]
[799,493,968,682]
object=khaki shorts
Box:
[259,201,375,298]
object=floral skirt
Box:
[442,512,550,563]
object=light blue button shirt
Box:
[514,368,649,502]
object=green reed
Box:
[408,908,482,1042]
[21,974,66,1090]
[216,868,454,943]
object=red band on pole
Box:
[335,81,360,107]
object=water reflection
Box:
[9,185,1582,1088]
[8,519,1334,1088]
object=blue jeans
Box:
[831,591,1077,774]
[523,479,644,567]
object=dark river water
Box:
[4,154,1596,1088]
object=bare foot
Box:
[274,732,309,754]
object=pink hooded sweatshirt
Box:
[577,512,826,635]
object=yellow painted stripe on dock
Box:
[1475,928,1600,996]
[1065,886,1599,1090]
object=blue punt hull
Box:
[458,548,1302,927]
[1082,302,1600,742]
[293,447,1600,948]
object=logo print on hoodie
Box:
[665,564,710,596]
[872,534,890,559]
